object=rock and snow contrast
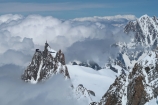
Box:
[68,65,117,103]
[0,14,158,105]
[20,41,118,104]
[21,42,70,83]
[92,49,158,105]
[89,15,158,105]
[124,14,158,48]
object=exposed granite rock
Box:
[21,42,70,83]
[71,60,102,70]
[124,15,158,47]
[90,50,158,105]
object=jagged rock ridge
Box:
[109,15,158,71]
[124,14,158,48]
[90,15,158,105]
[90,73,126,105]
[21,42,70,83]
[90,50,158,105]
[76,84,95,102]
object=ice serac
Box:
[21,42,70,83]
[90,48,158,105]
[124,15,158,48]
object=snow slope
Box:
[0,64,117,105]
[0,65,87,105]
[67,65,116,102]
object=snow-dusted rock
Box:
[21,42,70,83]
[124,15,158,47]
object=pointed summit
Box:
[21,42,70,83]
[43,41,49,58]
[124,15,158,47]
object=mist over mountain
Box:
[90,15,158,105]
[0,14,158,105]
[0,14,136,67]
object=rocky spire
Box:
[21,42,70,83]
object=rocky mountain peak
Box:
[91,48,158,105]
[21,41,70,83]
[124,15,158,47]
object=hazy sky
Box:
[0,0,157,19]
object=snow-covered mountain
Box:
[21,42,70,83]
[90,15,158,105]
[68,65,117,103]
[124,14,158,48]
[111,15,158,70]
[20,42,118,104]
[2,14,158,105]
[92,49,158,105]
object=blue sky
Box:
[0,0,158,19]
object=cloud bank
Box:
[0,14,136,105]
[0,64,87,105]
[0,14,135,67]
[72,15,137,22]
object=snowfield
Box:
[67,65,116,102]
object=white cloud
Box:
[0,14,134,66]
[0,14,137,105]
[0,49,32,67]
[0,14,23,25]
[72,15,137,22]
[0,64,87,105]
[2,14,109,50]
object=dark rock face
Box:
[99,74,126,105]
[109,65,118,73]
[72,61,102,70]
[90,50,158,105]
[127,64,147,105]
[127,76,147,105]
[21,42,70,83]
[56,49,66,65]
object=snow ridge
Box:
[124,14,158,47]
